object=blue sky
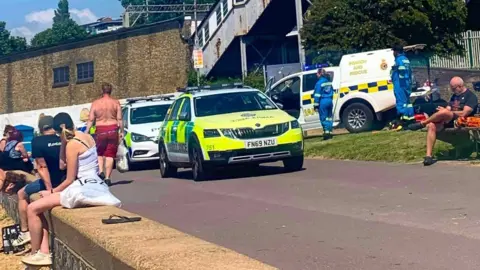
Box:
[1,0,124,42]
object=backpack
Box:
[1,224,25,254]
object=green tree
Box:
[0,21,27,56]
[31,0,88,47]
[31,29,54,47]
[54,0,71,23]
[120,0,216,26]
[301,0,468,63]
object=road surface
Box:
[110,159,480,270]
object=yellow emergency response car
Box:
[157,83,304,181]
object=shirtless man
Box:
[86,83,123,186]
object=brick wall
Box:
[0,21,190,114]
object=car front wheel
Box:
[283,155,304,172]
[159,143,177,178]
[191,143,210,182]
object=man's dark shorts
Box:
[24,179,46,197]
[24,174,66,197]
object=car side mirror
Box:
[473,81,480,92]
[178,111,190,121]
[275,103,284,110]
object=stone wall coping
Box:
[26,194,276,270]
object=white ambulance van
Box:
[265,45,425,133]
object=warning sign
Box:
[193,49,204,69]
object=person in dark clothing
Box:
[0,125,15,152]
[13,115,66,248]
[408,77,478,166]
[0,129,33,173]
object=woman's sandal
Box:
[102,214,141,225]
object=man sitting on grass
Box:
[408,77,478,166]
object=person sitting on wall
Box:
[0,169,27,195]
[21,113,106,266]
[0,128,34,173]
[0,125,15,152]
[11,115,66,248]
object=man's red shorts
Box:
[95,125,119,158]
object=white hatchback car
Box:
[121,94,180,167]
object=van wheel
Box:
[342,103,374,133]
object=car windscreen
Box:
[130,104,170,125]
[194,91,277,117]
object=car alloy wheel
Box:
[160,146,167,174]
[192,148,200,180]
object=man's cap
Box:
[38,115,54,132]
[53,112,74,132]
[392,44,404,53]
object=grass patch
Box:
[304,130,473,163]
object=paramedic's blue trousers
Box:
[394,86,414,121]
[319,98,333,133]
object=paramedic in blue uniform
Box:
[313,68,334,140]
[391,44,415,127]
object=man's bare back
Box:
[91,96,121,127]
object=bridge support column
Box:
[240,36,248,81]
[295,0,306,69]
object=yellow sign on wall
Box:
[193,49,204,69]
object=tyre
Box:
[283,155,304,172]
[159,143,177,178]
[126,154,136,171]
[190,140,210,182]
[342,103,375,133]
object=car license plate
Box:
[245,138,278,149]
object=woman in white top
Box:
[21,113,110,267]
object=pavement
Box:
[110,159,480,270]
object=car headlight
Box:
[290,120,300,129]
[131,132,151,142]
[203,129,221,138]
[220,128,235,138]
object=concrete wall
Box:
[0,21,190,114]
[1,192,276,270]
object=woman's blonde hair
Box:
[53,113,76,141]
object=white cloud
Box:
[12,8,98,43]
[70,9,98,25]
[26,9,55,25]
[10,27,35,41]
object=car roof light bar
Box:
[126,94,175,103]
[177,82,246,93]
